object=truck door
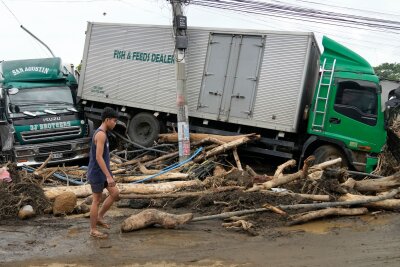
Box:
[198,33,263,120]
[324,79,386,152]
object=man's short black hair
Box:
[101,107,118,122]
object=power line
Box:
[191,0,400,33]
[1,0,22,24]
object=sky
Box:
[0,0,399,67]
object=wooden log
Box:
[273,159,296,179]
[138,164,159,175]
[121,209,193,232]
[309,157,342,171]
[144,151,179,167]
[261,191,332,202]
[33,153,53,176]
[342,173,400,193]
[116,155,154,167]
[245,165,259,177]
[117,172,189,182]
[119,186,244,199]
[247,156,314,192]
[112,169,126,175]
[44,180,202,200]
[191,137,226,146]
[263,203,287,216]
[158,133,255,143]
[339,193,400,210]
[232,149,243,171]
[204,136,259,159]
[222,220,253,230]
[288,207,368,225]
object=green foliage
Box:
[374,63,400,81]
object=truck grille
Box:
[38,144,72,153]
[21,126,82,142]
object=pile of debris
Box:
[6,131,395,236]
[1,129,400,236]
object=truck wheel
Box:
[128,112,160,147]
[312,145,348,168]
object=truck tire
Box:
[312,145,348,168]
[128,112,160,147]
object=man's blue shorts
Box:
[90,180,108,193]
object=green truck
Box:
[0,57,91,166]
[306,37,386,173]
[78,23,386,173]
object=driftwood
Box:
[191,137,226,146]
[119,186,243,199]
[33,154,53,176]
[261,191,332,202]
[204,135,259,159]
[247,156,315,192]
[307,158,343,180]
[339,193,400,210]
[273,159,296,179]
[262,203,287,216]
[288,207,368,225]
[116,155,154,167]
[117,172,189,182]
[144,151,179,167]
[191,188,400,221]
[158,133,255,143]
[342,173,400,193]
[44,180,202,200]
[232,149,243,171]
[222,220,253,230]
[121,209,193,232]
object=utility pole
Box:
[170,0,190,161]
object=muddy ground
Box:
[1,206,400,267]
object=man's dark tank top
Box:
[87,128,111,183]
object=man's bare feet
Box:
[90,229,108,239]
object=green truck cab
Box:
[0,57,91,165]
[306,36,386,173]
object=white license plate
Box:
[52,153,63,159]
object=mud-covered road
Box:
[1,208,400,267]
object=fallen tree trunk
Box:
[288,207,368,226]
[117,172,189,183]
[158,133,254,143]
[339,193,400,210]
[119,186,244,199]
[121,209,193,232]
[342,173,400,193]
[44,180,202,200]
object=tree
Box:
[374,63,400,81]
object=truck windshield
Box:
[9,86,74,107]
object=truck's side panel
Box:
[78,23,320,133]
[252,34,311,132]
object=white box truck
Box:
[78,22,386,172]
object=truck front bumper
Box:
[14,137,91,166]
